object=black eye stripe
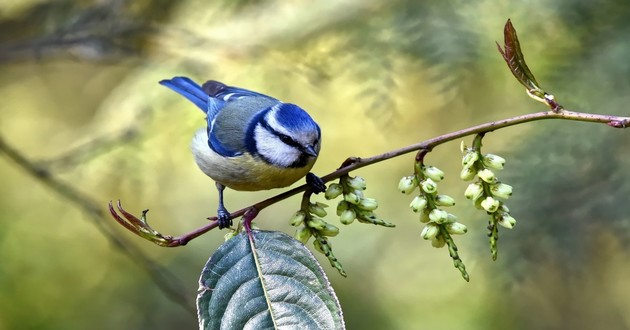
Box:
[260,118,302,148]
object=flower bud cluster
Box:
[399,164,467,249]
[291,201,346,277]
[291,202,340,244]
[461,143,516,229]
[326,175,394,228]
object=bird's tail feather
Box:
[159,76,207,112]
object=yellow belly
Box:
[191,129,316,191]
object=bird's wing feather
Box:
[160,77,280,157]
[209,96,279,157]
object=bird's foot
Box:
[306,172,326,194]
[216,206,233,229]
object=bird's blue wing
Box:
[202,80,276,101]
[161,77,279,158]
[159,77,226,120]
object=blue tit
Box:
[159,77,324,229]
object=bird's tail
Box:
[159,76,208,112]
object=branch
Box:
[110,107,629,246]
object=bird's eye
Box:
[278,134,293,145]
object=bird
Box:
[159,76,324,229]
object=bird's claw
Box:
[216,207,233,229]
[306,172,327,194]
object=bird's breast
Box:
[191,129,316,191]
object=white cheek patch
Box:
[254,125,300,167]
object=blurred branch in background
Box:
[0,132,195,315]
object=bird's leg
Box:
[215,182,232,229]
[306,172,326,194]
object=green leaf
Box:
[496,19,543,95]
[197,230,345,330]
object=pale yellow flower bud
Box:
[480,196,500,213]
[477,168,496,183]
[421,178,438,194]
[295,226,312,244]
[422,166,445,182]
[346,176,367,190]
[446,222,467,235]
[306,217,327,230]
[490,183,513,200]
[398,176,417,194]
[320,223,340,237]
[429,208,449,223]
[421,223,440,240]
[434,194,456,207]
[290,211,306,226]
[462,151,479,168]
[339,209,356,225]
[324,183,343,199]
[498,214,516,229]
[431,236,446,248]
[358,197,378,211]
[344,191,361,205]
[460,166,476,181]
[308,203,328,218]
[409,195,428,213]
[482,154,506,170]
[464,182,484,201]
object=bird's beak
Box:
[303,145,318,157]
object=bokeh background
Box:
[1,0,630,329]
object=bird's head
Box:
[250,103,321,168]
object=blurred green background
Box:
[1,0,630,329]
